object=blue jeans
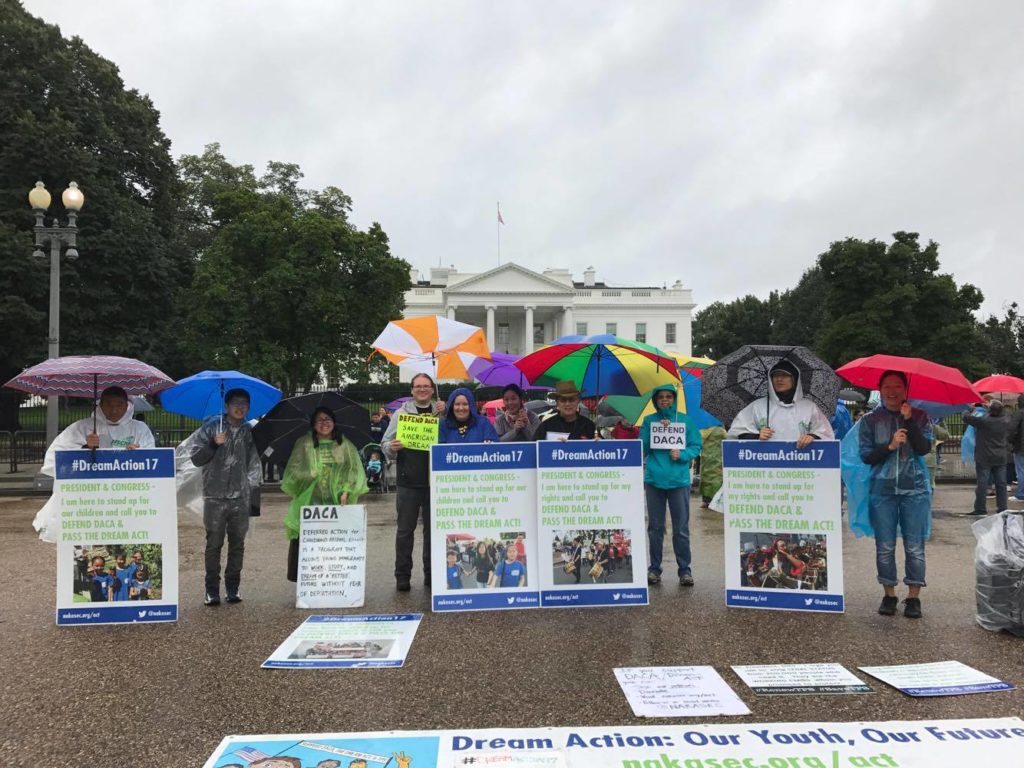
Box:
[645,484,691,576]
[975,462,1008,513]
[1014,454,1024,500]
[869,493,929,587]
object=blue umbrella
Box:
[160,370,281,426]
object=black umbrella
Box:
[839,387,867,403]
[700,344,841,427]
[252,391,374,466]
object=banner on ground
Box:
[205,718,1024,767]
[397,413,439,451]
[722,440,843,612]
[54,448,177,626]
[262,614,422,669]
[537,440,647,608]
[297,504,367,609]
[732,663,873,695]
[859,660,1015,697]
[430,443,539,611]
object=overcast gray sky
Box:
[24,0,1024,317]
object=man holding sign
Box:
[640,384,702,586]
[382,373,446,592]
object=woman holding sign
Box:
[640,384,703,586]
[282,407,368,581]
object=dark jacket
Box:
[381,398,437,488]
[963,409,1011,466]
[533,412,596,441]
[1010,395,1024,454]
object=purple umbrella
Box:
[385,395,412,411]
[468,352,549,390]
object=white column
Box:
[486,305,496,349]
[446,305,456,320]
[524,306,535,353]
[562,305,574,337]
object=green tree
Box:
[692,294,778,359]
[178,146,410,394]
[0,1,189,429]
[771,266,829,349]
[976,303,1024,377]
[817,232,985,375]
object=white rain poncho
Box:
[33,401,156,542]
[726,367,835,442]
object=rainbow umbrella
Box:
[674,355,716,378]
[515,334,679,397]
[371,316,490,380]
[604,370,722,430]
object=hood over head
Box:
[444,386,479,427]
[650,383,679,418]
[768,359,802,406]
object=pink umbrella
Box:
[5,355,174,398]
[974,374,1024,394]
[836,354,982,405]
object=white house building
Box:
[401,263,695,360]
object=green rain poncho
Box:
[699,426,727,500]
[281,433,368,540]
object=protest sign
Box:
[262,614,422,669]
[296,504,366,609]
[732,663,873,695]
[205,718,1024,767]
[649,422,687,450]
[430,442,539,611]
[613,666,750,718]
[859,660,1015,697]
[722,440,843,612]
[396,412,439,450]
[54,448,177,626]
[537,440,647,608]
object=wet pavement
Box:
[1,485,1022,767]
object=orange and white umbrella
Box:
[371,316,490,380]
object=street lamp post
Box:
[29,180,85,448]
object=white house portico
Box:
[402,263,695,363]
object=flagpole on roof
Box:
[497,201,504,266]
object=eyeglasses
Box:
[314,417,334,424]
[556,396,579,403]
[226,399,249,408]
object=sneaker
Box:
[967,510,987,516]
[396,579,411,592]
[204,592,221,607]
[679,573,695,587]
[226,591,242,604]
[903,597,922,619]
[878,595,898,616]
[647,571,661,585]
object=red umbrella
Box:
[836,354,982,405]
[974,374,1024,394]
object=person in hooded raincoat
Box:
[33,387,155,542]
[1011,394,1024,502]
[726,360,834,447]
[438,386,499,444]
[640,384,703,586]
[189,388,262,606]
[281,406,368,581]
[698,425,726,506]
[859,370,932,619]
